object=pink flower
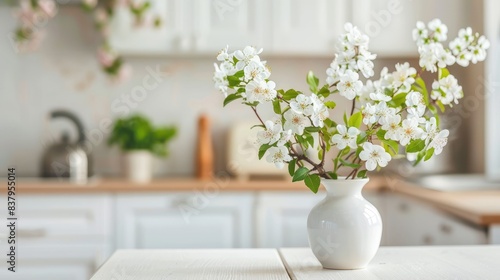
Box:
[38,0,58,18]
[97,48,117,68]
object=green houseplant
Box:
[108,115,177,182]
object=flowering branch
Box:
[213,19,489,193]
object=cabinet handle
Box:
[423,235,433,245]
[440,224,452,234]
[17,229,47,238]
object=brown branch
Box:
[251,106,265,126]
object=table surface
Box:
[90,246,500,280]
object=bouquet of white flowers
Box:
[213,19,489,192]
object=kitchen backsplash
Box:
[0,6,482,177]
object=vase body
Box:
[307,178,382,269]
[124,151,153,183]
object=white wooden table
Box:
[90,246,500,280]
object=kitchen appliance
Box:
[41,110,91,183]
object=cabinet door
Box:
[270,0,348,55]
[351,0,471,57]
[115,192,254,248]
[385,193,487,245]
[192,0,267,53]
[256,192,324,248]
[108,0,191,55]
[0,242,110,280]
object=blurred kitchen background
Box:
[1,0,500,279]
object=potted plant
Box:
[213,19,489,269]
[108,115,177,183]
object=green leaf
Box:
[227,75,241,87]
[348,111,363,128]
[415,77,429,105]
[282,89,299,100]
[258,144,272,160]
[323,118,336,128]
[343,112,348,125]
[307,71,319,93]
[406,139,426,153]
[439,68,450,79]
[436,100,445,113]
[250,124,265,129]
[317,85,331,98]
[413,151,425,166]
[324,101,336,109]
[376,129,387,140]
[304,174,321,193]
[357,170,367,178]
[340,159,362,168]
[327,172,338,179]
[288,159,297,176]
[382,139,399,156]
[390,92,408,108]
[292,167,309,182]
[223,94,242,107]
[424,148,435,161]
[304,133,314,147]
[304,127,321,133]
[272,99,281,114]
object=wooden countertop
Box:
[11,176,500,225]
[90,246,500,280]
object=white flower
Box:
[245,80,277,103]
[399,118,424,146]
[418,43,439,72]
[219,61,237,76]
[369,89,391,102]
[456,51,472,67]
[429,129,449,155]
[428,19,448,42]
[458,27,474,44]
[257,120,282,145]
[217,45,230,61]
[422,117,439,144]
[337,70,362,100]
[326,61,342,86]
[277,129,292,146]
[284,110,309,135]
[265,146,292,169]
[311,106,329,127]
[243,61,270,82]
[290,94,314,115]
[431,75,463,106]
[375,102,397,126]
[449,37,467,56]
[436,45,456,68]
[359,142,391,171]
[392,62,416,92]
[382,115,402,141]
[234,46,263,70]
[357,56,375,78]
[405,91,426,117]
[213,63,229,96]
[358,80,375,104]
[362,103,377,125]
[343,22,370,48]
[331,124,360,149]
[413,21,428,45]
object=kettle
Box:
[41,110,92,183]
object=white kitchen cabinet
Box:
[192,0,268,53]
[256,191,386,248]
[0,195,113,280]
[385,192,488,245]
[108,0,192,55]
[270,0,348,56]
[351,0,472,57]
[115,192,254,249]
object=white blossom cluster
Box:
[213,45,276,102]
[213,19,488,176]
[326,23,377,100]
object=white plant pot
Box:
[123,151,153,183]
[307,178,382,270]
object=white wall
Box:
[0,6,353,177]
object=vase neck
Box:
[321,178,369,197]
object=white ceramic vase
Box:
[123,151,153,183]
[307,178,382,270]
